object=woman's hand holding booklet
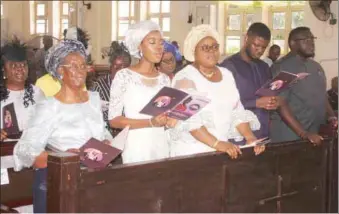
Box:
[240,137,271,149]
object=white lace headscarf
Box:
[183,24,221,62]
[124,20,162,59]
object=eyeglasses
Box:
[294,37,317,43]
[60,63,90,71]
[196,44,220,53]
[161,57,175,65]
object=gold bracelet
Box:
[212,140,220,148]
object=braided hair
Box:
[108,41,131,66]
[0,37,35,108]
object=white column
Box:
[139,1,147,21]
[217,1,225,54]
[77,1,84,28]
[111,1,117,41]
[52,1,60,38]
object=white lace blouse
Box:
[13,92,113,171]
[108,68,171,164]
[168,65,260,157]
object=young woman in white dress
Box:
[168,25,265,159]
[108,20,172,164]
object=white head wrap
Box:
[124,20,162,59]
[183,24,221,62]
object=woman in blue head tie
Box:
[158,41,180,79]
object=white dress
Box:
[13,91,113,171]
[0,85,45,132]
[1,85,44,170]
[108,68,171,164]
[168,65,260,157]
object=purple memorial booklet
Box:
[140,86,210,121]
[255,71,310,96]
[79,126,129,169]
[2,103,21,139]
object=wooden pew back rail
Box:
[1,138,337,213]
[46,138,338,213]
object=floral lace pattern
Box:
[228,109,261,142]
[108,68,170,120]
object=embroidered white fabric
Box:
[13,92,113,171]
[168,65,260,157]
[108,68,171,164]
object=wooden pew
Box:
[1,137,337,213]
[319,124,338,213]
[0,141,34,213]
[46,138,338,213]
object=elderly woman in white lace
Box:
[108,20,171,164]
[168,25,265,159]
[13,39,113,213]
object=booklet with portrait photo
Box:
[79,126,129,169]
[140,86,210,121]
[2,103,22,140]
[255,71,310,96]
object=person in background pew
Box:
[270,27,338,143]
[13,39,113,213]
[262,44,281,67]
[168,24,264,159]
[171,40,183,67]
[35,27,91,97]
[0,37,45,141]
[328,76,338,112]
[91,41,132,137]
[33,35,54,79]
[220,23,324,145]
[108,20,171,164]
[157,41,179,79]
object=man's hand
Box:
[328,117,338,129]
[304,132,324,146]
[256,96,279,110]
